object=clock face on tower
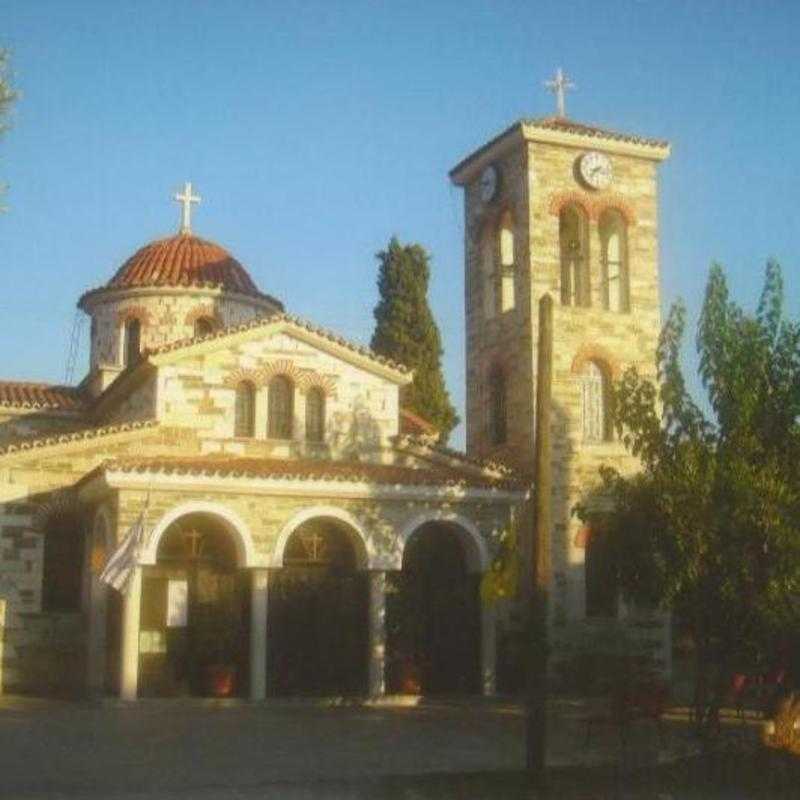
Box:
[578,151,613,190]
[479,165,499,202]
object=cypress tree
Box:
[371,237,459,442]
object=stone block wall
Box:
[459,128,668,650]
[0,425,199,694]
[86,288,275,370]
[156,330,400,453]
[463,141,535,467]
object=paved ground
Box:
[0,695,725,799]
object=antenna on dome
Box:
[64,310,84,385]
[174,182,201,235]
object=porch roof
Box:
[92,455,526,493]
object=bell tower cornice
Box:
[449,117,670,186]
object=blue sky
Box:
[1,0,798,447]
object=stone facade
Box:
[152,327,400,451]
[451,119,671,675]
[81,287,279,396]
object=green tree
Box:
[0,48,17,206]
[371,237,459,442]
[578,261,800,732]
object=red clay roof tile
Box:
[78,233,283,309]
[0,381,85,411]
[103,455,522,491]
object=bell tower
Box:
[449,88,670,628]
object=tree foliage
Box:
[371,237,459,441]
[578,261,800,729]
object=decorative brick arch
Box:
[571,343,621,379]
[298,370,338,397]
[115,305,152,328]
[223,367,263,388]
[32,489,80,532]
[548,191,594,220]
[260,359,305,384]
[184,304,223,331]
[596,195,636,225]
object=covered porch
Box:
[76,455,526,701]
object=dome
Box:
[104,233,263,298]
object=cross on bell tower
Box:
[544,68,575,119]
[174,181,201,235]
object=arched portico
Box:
[396,512,490,574]
[141,501,259,568]
[268,511,370,696]
[389,513,496,696]
[271,506,372,570]
[118,501,263,701]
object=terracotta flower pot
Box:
[205,664,236,697]
[398,660,422,694]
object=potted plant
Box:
[194,606,239,697]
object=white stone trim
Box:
[396,511,490,574]
[140,500,261,567]
[271,505,373,570]
[103,469,526,504]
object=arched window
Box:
[234,380,255,438]
[268,376,294,439]
[599,210,629,312]
[42,512,84,612]
[305,387,326,443]
[581,361,612,442]
[488,366,507,445]
[123,318,141,366]
[499,210,515,312]
[481,227,496,319]
[194,316,216,338]
[559,205,590,307]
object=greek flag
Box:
[100,508,148,595]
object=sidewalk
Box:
[0,694,731,799]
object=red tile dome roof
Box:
[105,233,262,296]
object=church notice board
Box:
[166,579,188,627]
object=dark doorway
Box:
[387,523,481,694]
[138,514,249,697]
[268,519,367,696]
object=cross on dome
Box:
[174,181,201,235]
[544,68,575,119]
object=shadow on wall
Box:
[330,397,384,459]
[0,413,85,448]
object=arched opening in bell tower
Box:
[559,204,590,307]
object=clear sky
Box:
[1,0,798,447]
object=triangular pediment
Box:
[148,314,411,385]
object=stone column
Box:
[367,571,386,697]
[249,568,269,701]
[480,602,497,696]
[86,574,108,695]
[119,566,142,701]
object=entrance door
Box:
[387,523,481,694]
[268,520,367,696]
[138,515,248,697]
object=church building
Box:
[0,83,671,699]
[0,184,523,700]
